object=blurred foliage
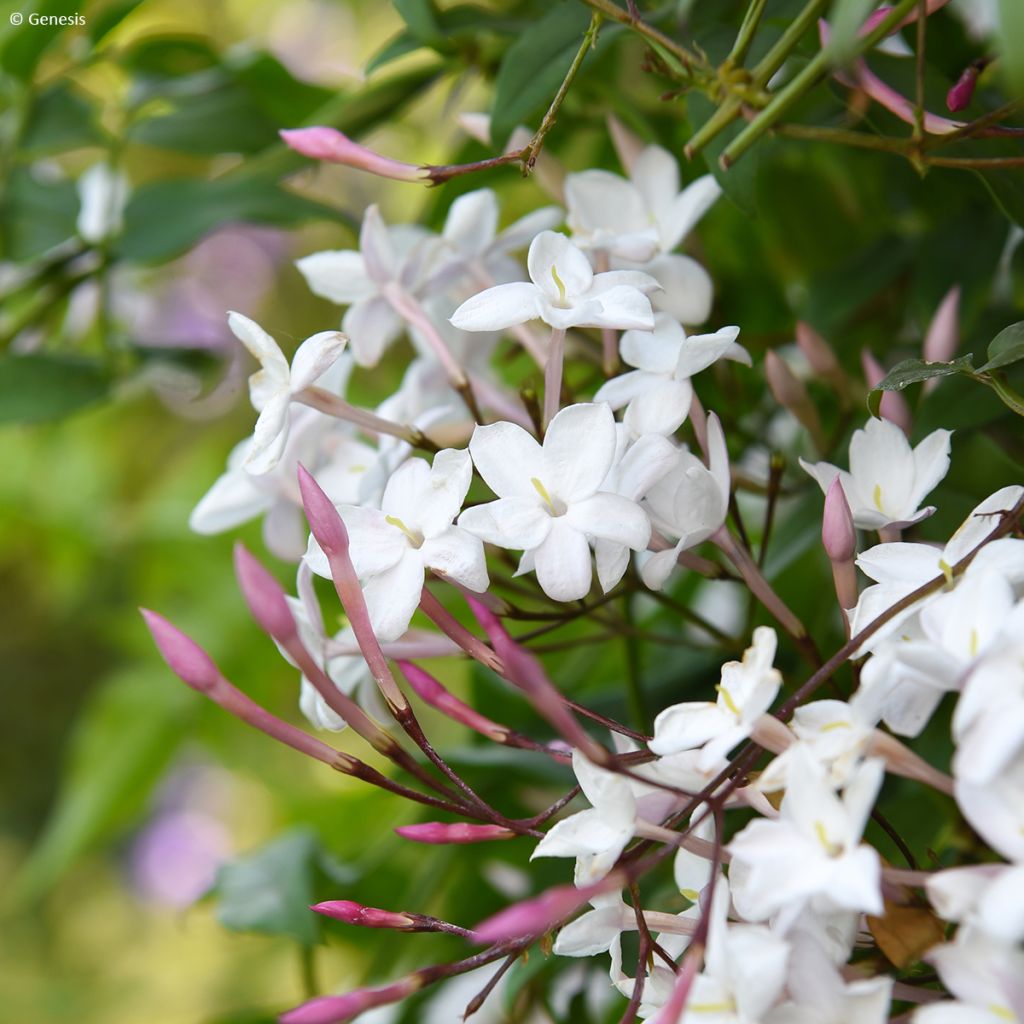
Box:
[0,0,1023,1022]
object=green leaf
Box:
[997,0,1024,99]
[394,0,443,46]
[9,668,192,904]
[866,356,976,416]
[688,93,759,216]
[490,1,591,149]
[0,167,79,262]
[976,166,1024,228]
[229,51,334,126]
[0,0,83,80]
[212,828,324,945]
[115,176,346,263]
[0,354,111,424]
[20,82,102,154]
[978,320,1024,372]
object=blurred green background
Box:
[1,0,1023,1021]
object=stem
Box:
[728,0,768,66]
[295,388,425,445]
[749,0,830,87]
[578,0,700,71]
[912,0,927,163]
[299,944,318,999]
[542,327,567,428]
[622,594,649,733]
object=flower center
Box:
[872,483,885,513]
[385,514,424,548]
[531,477,566,516]
[820,720,852,732]
[689,998,737,1014]
[550,264,568,307]
[938,558,954,585]
[716,683,740,717]
[814,820,842,857]
[987,1006,1014,1022]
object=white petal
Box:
[640,545,683,590]
[190,461,272,534]
[362,550,425,642]
[630,146,679,223]
[533,519,592,601]
[624,378,693,436]
[587,285,654,331]
[458,497,551,550]
[645,253,714,325]
[339,504,408,577]
[342,296,403,367]
[595,539,630,593]
[594,370,660,410]
[289,331,348,392]
[228,311,288,379]
[449,281,541,332]
[659,174,722,251]
[909,428,953,509]
[567,492,651,549]
[675,325,746,379]
[295,250,374,305]
[553,905,626,957]
[527,230,593,300]
[420,527,488,591]
[620,313,685,373]
[649,702,732,756]
[542,402,617,502]
[443,188,498,255]
[469,419,545,498]
[531,807,632,860]
[494,205,565,253]
[359,204,397,285]
[244,390,291,475]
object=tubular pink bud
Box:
[399,661,507,741]
[394,822,515,845]
[311,901,414,930]
[822,478,857,563]
[765,350,824,450]
[473,884,597,945]
[279,127,426,183]
[140,609,219,692]
[923,285,960,365]
[795,322,844,383]
[297,464,349,558]
[233,542,296,641]
[947,66,978,112]
[862,349,912,435]
[280,980,419,1024]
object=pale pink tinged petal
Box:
[244,391,291,475]
[649,702,732,755]
[620,313,685,373]
[419,527,488,592]
[527,230,593,300]
[458,498,551,550]
[289,331,348,392]
[706,412,730,502]
[533,519,593,601]
[337,505,407,577]
[624,378,693,436]
[342,296,403,367]
[443,188,499,254]
[531,807,632,859]
[468,419,545,498]
[190,466,272,534]
[565,171,654,257]
[823,476,857,562]
[909,428,953,509]
[640,545,683,590]
[361,550,425,642]
[449,281,541,332]
[675,326,746,378]
[262,501,307,562]
[494,205,564,253]
[295,250,375,305]
[588,285,655,331]
[594,369,659,409]
[853,59,965,135]
[228,311,288,378]
[553,905,627,957]
[645,253,714,325]
[542,402,617,501]
[592,269,662,294]
[595,539,630,593]
[567,492,651,549]
[660,174,723,251]
[924,286,961,363]
[630,145,680,220]
[279,127,424,181]
[359,205,397,285]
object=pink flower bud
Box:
[861,349,912,435]
[795,322,842,380]
[297,464,349,558]
[473,884,597,945]
[765,350,824,448]
[280,980,419,1024]
[394,822,515,845]
[947,66,978,112]
[399,661,507,741]
[822,478,857,563]
[233,542,296,641]
[279,127,426,183]
[140,609,219,693]
[923,285,960,365]
[311,901,414,930]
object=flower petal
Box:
[289,331,348,392]
[533,519,592,601]
[449,282,541,332]
[362,550,425,642]
[594,369,659,410]
[567,492,651,550]
[645,253,714,325]
[244,390,291,475]
[543,402,617,502]
[659,174,722,251]
[528,230,593,300]
[342,296,403,367]
[229,311,289,380]
[469,419,545,498]
[458,497,551,550]
[624,378,693,436]
[649,701,733,756]
[620,313,685,373]
[295,250,374,305]
[443,188,499,255]
[420,527,488,591]
[909,428,953,509]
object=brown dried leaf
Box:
[868,898,946,968]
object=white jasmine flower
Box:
[306,448,487,641]
[800,418,952,531]
[296,205,440,366]
[449,231,657,333]
[76,163,129,243]
[458,403,651,602]
[649,626,782,770]
[596,314,749,437]
[228,311,347,475]
[926,863,1024,944]
[729,749,885,927]
[955,751,1024,863]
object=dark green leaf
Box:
[394,0,443,46]
[490,1,591,149]
[20,82,102,154]
[689,93,759,216]
[979,320,1024,371]
[866,356,976,415]
[10,669,191,902]
[0,354,111,424]
[0,167,78,262]
[87,0,142,44]
[120,34,220,77]
[997,0,1024,99]
[115,176,346,263]
[212,828,323,945]
[366,31,423,74]
[976,166,1024,228]
[0,0,83,80]
[229,51,334,126]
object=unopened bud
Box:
[822,478,857,563]
[947,66,978,112]
[140,609,219,692]
[280,127,426,183]
[862,349,912,435]
[233,542,296,640]
[795,322,845,389]
[923,285,960,365]
[473,883,597,944]
[297,463,349,558]
[394,822,515,845]
[399,661,507,741]
[311,901,415,930]
[281,979,421,1024]
[765,350,824,449]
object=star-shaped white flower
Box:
[800,417,952,531]
[926,863,1024,945]
[649,627,782,770]
[228,311,347,475]
[458,403,651,602]
[449,231,657,334]
[305,448,487,641]
[595,314,748,437]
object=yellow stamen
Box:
[872,483,884,513]
[385,514,419,544]
[350,464,366,473]
[987,1006,1014,1021]
[716,684,740,717]
[814,821,841,856]
[820,720,852,732]
[550,264,567,304]
[679,888,700,901]
[938,558,954,585]
[531,477,557,514]
[690,1000,737,1014]
[969,628,979,657]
